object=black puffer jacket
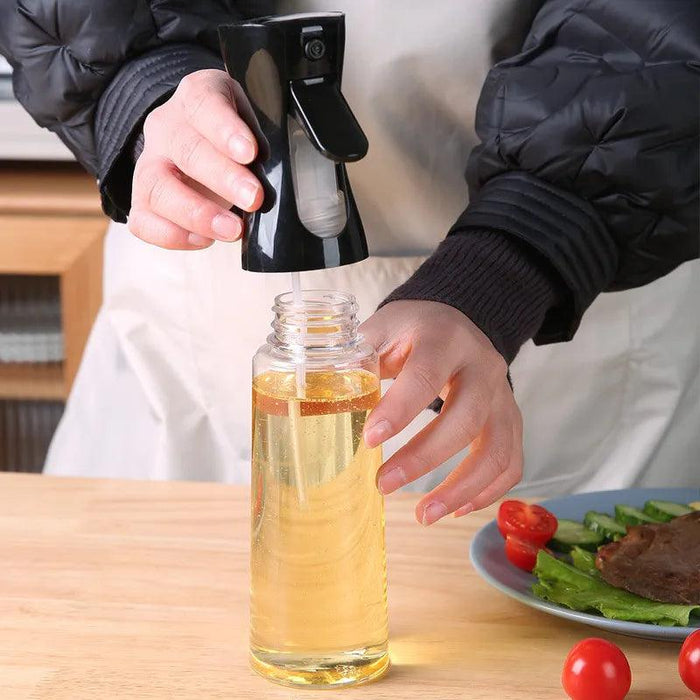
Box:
[1,0,698,360]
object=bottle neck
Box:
[269,290,360,355]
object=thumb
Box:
[358,311,388,353]
[360,304,412,380]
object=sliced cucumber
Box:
[549,519,605,552]
[614,504,660,527]
[583,511,627,541]
[642,500,693,522]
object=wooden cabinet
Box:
[0,164,107,468]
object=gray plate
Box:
[470,488,700,641]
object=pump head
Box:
[218,13,369,273]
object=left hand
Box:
[360,300,523,526]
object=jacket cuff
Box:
[382,230,563,363]
[456,171,619,343]
[95,43,224,222]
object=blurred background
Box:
[0,55,106,473]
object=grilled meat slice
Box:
[595,511,700,605]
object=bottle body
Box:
[249,292,389,687]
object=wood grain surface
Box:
[0,474,688,699]
[0,166,102,217]
[0,215,105,276]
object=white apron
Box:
[45,0,700,494]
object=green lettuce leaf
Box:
[533,551,700,627]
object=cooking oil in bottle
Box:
[249,291,389,688]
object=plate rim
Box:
[469,487,700,642]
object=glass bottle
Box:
[249,289,390,688]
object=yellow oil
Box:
[250,369,389,688]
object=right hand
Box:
[128,69,263,250]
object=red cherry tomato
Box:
[679,629,700,695]
[504,535,541,572]
[497,499,558,546]
[562,638,631,700]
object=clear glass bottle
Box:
[249,290,390,688]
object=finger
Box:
[363,345,454,449]
[229,79,270,161]
[457,413,524,514]
[133,158,243,241]
[178,71,258,164]
[359,307,410,379]
[414,390,518,525]
[184,173,232,209]
[453,444,522,516]
[168,124,263,212]
[358,312,389,354]
[376,372,491,495]
[454,461,522,516]
[127,209,214,250]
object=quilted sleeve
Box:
[456,0,700,342]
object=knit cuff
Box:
[456,172,617,343]
[95,43,225,222]
[381,229,564,364]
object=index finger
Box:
[181,73,258,164]
[363,348,453,449]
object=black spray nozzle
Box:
[290,78,368,162]
[218,13,369,273]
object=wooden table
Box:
[0,474,688,699]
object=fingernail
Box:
[236,179,259,209]
[421,501,447,526]
[364,420,392,448]
[377,467,406,495]
[187,233,212,247]
[454,503,474,518]
[230,134,255,162]
[211,212,242,241]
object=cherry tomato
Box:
[679,629,700,695]
[497,499,558,546]
[504,535,541,572]
[562,638,631,700]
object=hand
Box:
[360,300,523,526]
[128,69,263,250]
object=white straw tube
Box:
[287,398,306,506]
[290,271,305,398]
[289,271,306,505]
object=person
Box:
[1,1,698,525]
